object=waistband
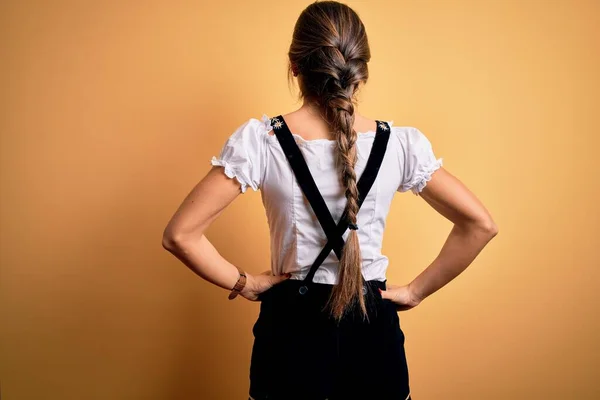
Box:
[259,277,388,300]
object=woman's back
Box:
[210,111,444,285]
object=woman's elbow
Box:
[477,218,499,238]
[162,233,177,251]
[458,216,498,239]
[162,226,186,252]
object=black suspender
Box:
[271,115,391,293]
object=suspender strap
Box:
[271,115,392,284]
[272,116,345,260]
[304,122,391,284]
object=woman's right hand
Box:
[379,283,423,311]
[240,270,292,302]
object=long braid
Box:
[322,59,367,321]
[288,1,372,322]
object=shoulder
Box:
[227,114,275,142]
[390,125,428,142]
[389,125,435,154]
[391,124,444,194]
[210,114,275,193]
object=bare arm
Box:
[162,166,245,291]
[162,166,290,300]
[408,167,499,302]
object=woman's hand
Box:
[379,283,423,311]
[240,270,292,301]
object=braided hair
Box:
[287,0,372,322]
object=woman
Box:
[162,1,498,399]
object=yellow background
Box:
[1,0,598,399]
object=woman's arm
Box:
[407,167,499,303]
[162,166,245,292]
[162,166,291,300]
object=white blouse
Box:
[210,114,443,285]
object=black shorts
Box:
[248,278,411,400]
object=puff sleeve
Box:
[397,127,444,195]
[210,118,268,193]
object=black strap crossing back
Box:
[271,114,391,289]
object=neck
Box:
[299,101,321,115]
[299,101,361,119]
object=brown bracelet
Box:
[228,268,247,300]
